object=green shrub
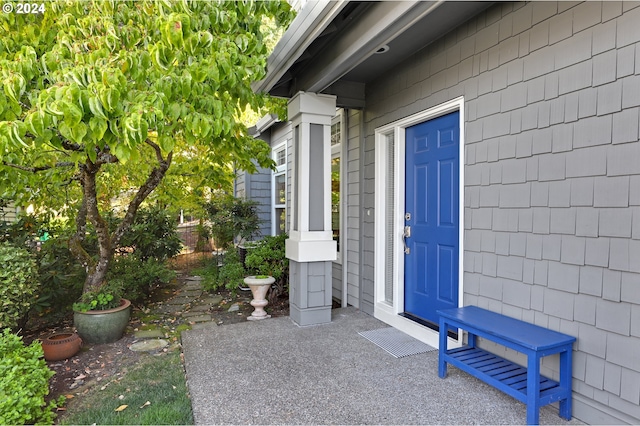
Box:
[194,262,220,292]
[34,237,85,315]
[106,255,176,303]
[119,205,182,262]
[213,249,245,294]
[0,214,41,249]
[0,241,39,330]
[203,196,261,249]
[194,220,211,252]
[72,284,123,312]
[0,329,59,425]
[245,234,289,299]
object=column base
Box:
[290,304,332,326]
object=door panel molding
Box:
[404,111,459,324]
[374,97,465,347]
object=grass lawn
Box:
[60,351,193,425]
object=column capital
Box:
[286,231,337,262]
[288,92,337,122]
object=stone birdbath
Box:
[243,275,275,320]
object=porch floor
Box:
[182,307,584,425]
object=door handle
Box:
[402,226,411,254]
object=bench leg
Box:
[558,347,573,420]
[526,353,541,425]
[467,331,476,348]
[438,317,448,378]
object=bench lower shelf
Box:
[443,346,567,406]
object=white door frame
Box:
[373,97,465,349]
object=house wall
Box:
[248,168,271,239]
[0,202,18,223]
[360,2,640,424]
[237,122,293,239]
[331,109,362,308]
[234,170,246,199]
[346,109,362,308]
[234,162,271,239]
[332,261,342,302]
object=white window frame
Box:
[331,111,345,264]
[272,141,287,236]
[373,97,465,349]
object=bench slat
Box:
[445,346,559,402]
[476,360,513,373]
[439,306,575,351]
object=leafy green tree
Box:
[0,0,294,295]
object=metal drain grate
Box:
[359,327,437,358]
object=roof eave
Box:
[252,0,349,95]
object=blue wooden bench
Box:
[437,306,576,425]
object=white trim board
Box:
[373,97,465,349]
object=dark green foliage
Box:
[195,262,220,293]
[194,219,211,252]
[72,206,179,309]
[245,234,289,300]
[73,278,124,312]
[0,241,39,330]
[0,329,59,425]
[34,237,85,315]
[216,249,246,294]
[73,255,176,311]
[0,214,41,249]
[204,195,261,249]
[119,205,182,262]
[199,234,289,298]
[199,249,245,294]
[106,256,176,303]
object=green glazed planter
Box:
[74,298,131,344]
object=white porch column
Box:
[286,92,337,326]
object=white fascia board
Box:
[250,113,280,138]
[252,0,349,94]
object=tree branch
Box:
[96,149,119,165]
[145,139,164,163]
[2,160,76,172]
[112,139,173,247]
[60,137,84,152]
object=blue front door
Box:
[404,111,459,325]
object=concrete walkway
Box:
[182,307,584,425]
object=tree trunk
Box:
[71,142,173,296]
[80,161,113,295]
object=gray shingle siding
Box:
[332,262,342,303]
[235,170,246,199]
[0,202,18,224]
[359,2,640,423]
[345,109,361,308]
[235,163,271,239]
[247,167,271,239]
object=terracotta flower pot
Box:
[41,332,82,361]
[74,298,131,344]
